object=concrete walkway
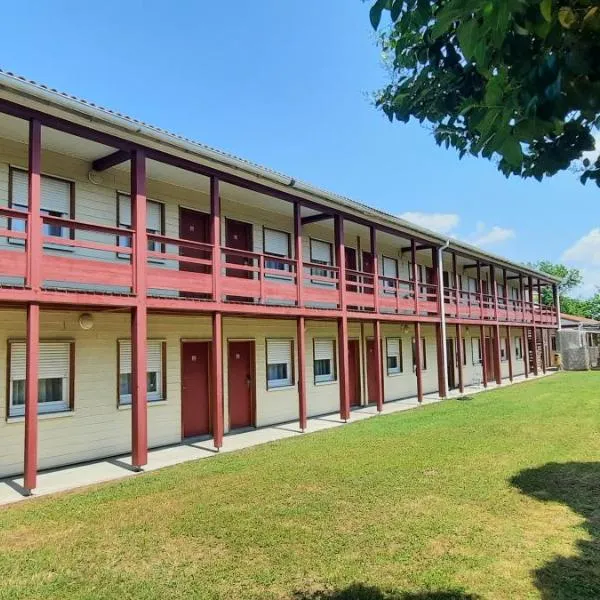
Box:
[0,371,555,506]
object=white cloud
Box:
[398,212,459,234]
[469,222,516,246]
[561,229,600,296]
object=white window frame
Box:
[382,255,398,294]
[514,336,523,360]
[118,339,165,405]
[500,337,508,362]
[266,338,294,389]
[263,227,292,282]
[309,238,335,287]
[8,341,73,417]
[313,338,336,383]
[471,337,482,365]
[386,337,402,375]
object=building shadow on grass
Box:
[510,462,600,600]
[291,583,480,599]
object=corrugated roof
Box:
[0,68,561,284]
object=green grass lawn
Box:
[1,372,599,600]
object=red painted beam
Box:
[338,316,350,421]
[370,226,380,314]
[456,323,464,393]
[301,213,333,225]
[27,119,42,291]
[210,177,222,303]
[480,324,488,388]
[493,323,502,385]
[373,319,383,412]
[212,312,224,448]
[411,240,419,314]
[23,303,40,494]
[435,323,446,397]
[523,326,529,378]
[334,215,346,310]
[294,202,304,308]
[92,149,130,172]
[297,316,307,431]
[506,325,513,382]
[414,322,424,403]
[531,326,539,375]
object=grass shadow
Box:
[510,461,600,599]
[291,583,480,599]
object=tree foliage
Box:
[369,0,600,184]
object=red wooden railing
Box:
[0,207,28,283]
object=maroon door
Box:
[366,339,380,404]
[181,342,211,438]
[485,337,495,381]
[228,341,255,429]
[348,339,361,407]
[225,218,253,279]
[345,247,357,293]
[179,208,211,298]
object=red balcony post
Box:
[480,324,488,388]
[130,148,148,469]
[531,325,539,376]
[456,323,464,393]
[259,254,265,303]
[528,276,535,325]
[503,268,509,318]
[493,323,502,385]
[334,215,346,310]
[453,252,460,317]
[212,312,224,448]
[435,323,446,397]
[411,239,419,315]
[370,226,380,313]
[491,265,498,321]
[294,202,304,308]
[373,319,383,412]
[297,316,307,431]
[210,177,222,303]
[506,326,514,382]
[540,328,547,374]
[519,274,525,322]
[26,119,42,291]
[537,280,543,323]
[23,302,40,494]
[552,283,559,326]
[338,316,350,421]
[414,322,423,403]
[523,326,529,378]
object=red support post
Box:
[414,321,424,403]
[453,252,460,317]
[411,239,419,315]
[503,268,509,313]
[491,265,498,321]
[212,312,224,448]
[506,326,513,382]
[210,177,222,303]
[493,323,502,385]
[435,323,446,397]
[338,316,350,421]
[294,202,304,308]
[531,325,539,376]
[335,215,346,310]
[373,319,383,412]
[370,226,380,313]
[480,324,488,388]
[520,274,526,322]
[297,316,307,431]
[523,326,529,378]
[23,303,40,493]
[540,328,547,374]
[130,148,148,469]
[26,119,42,291]
[456,323,465,393]
[477,261,483,319]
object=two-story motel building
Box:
[0,72,560,492]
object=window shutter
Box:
[42,177,70,214]
[267,339,291,365]
[118,194,132,227]
[11,170,28,208]
[264,229,290,257]
[311,240,332,264]
[314,339,334,360]
[387,338,399,357]
[147,201,162,233]
[382,257,398,278]
[11,342,70,380]
[120,340,162,374]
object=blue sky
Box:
[2,0,599,295]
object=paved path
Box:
[0,371,555,506]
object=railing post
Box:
[259,254,265,303]
[456,323,465,393]
[453,252,460,317]
[23,303,40,494]
[476,261,483,319]
[491,265,498,321]
[373,319,383,412]
[523,326,529,378]
[532,325,539,376]
[553,283,560,329]
[480,324,488,388]
[411,239,419,315]
[503,268,508,318]
[297,316,307,431]
[520,274,525,323]
[212,312,224,448]
[210,177,222,303]
[338,315,350,421]
[294,202,303,308]
[414,322,424,403]
[370,226,379,314]
[26,119,42,291]
[493,323,502,385]
[130,148,148,470]
[334,214,346,310]
[506,326,513,382]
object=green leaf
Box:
[457,19,479,61]
[370,0,387,30]
[390,0,402,22]
[540,0,552,23]
[501,136,524,167]
[558,6,577,29]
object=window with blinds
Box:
[117,193,164,253]
[263,228,291,279]
[310,239,334,285]
[10,169,72,239]
[266,339,294,389]
[314,338,336,383]
[9,341,72,417]
[386,338,402,375]
[382,256,398,292]
[118,340,164,404]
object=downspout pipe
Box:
[438,240,451,398]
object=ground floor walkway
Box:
[0,371,556,506]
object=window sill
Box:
[266,384,296,392]
[314,380,337,387]
[117,399,168,411]
[6,410,74,423]
[386,372,406,378]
